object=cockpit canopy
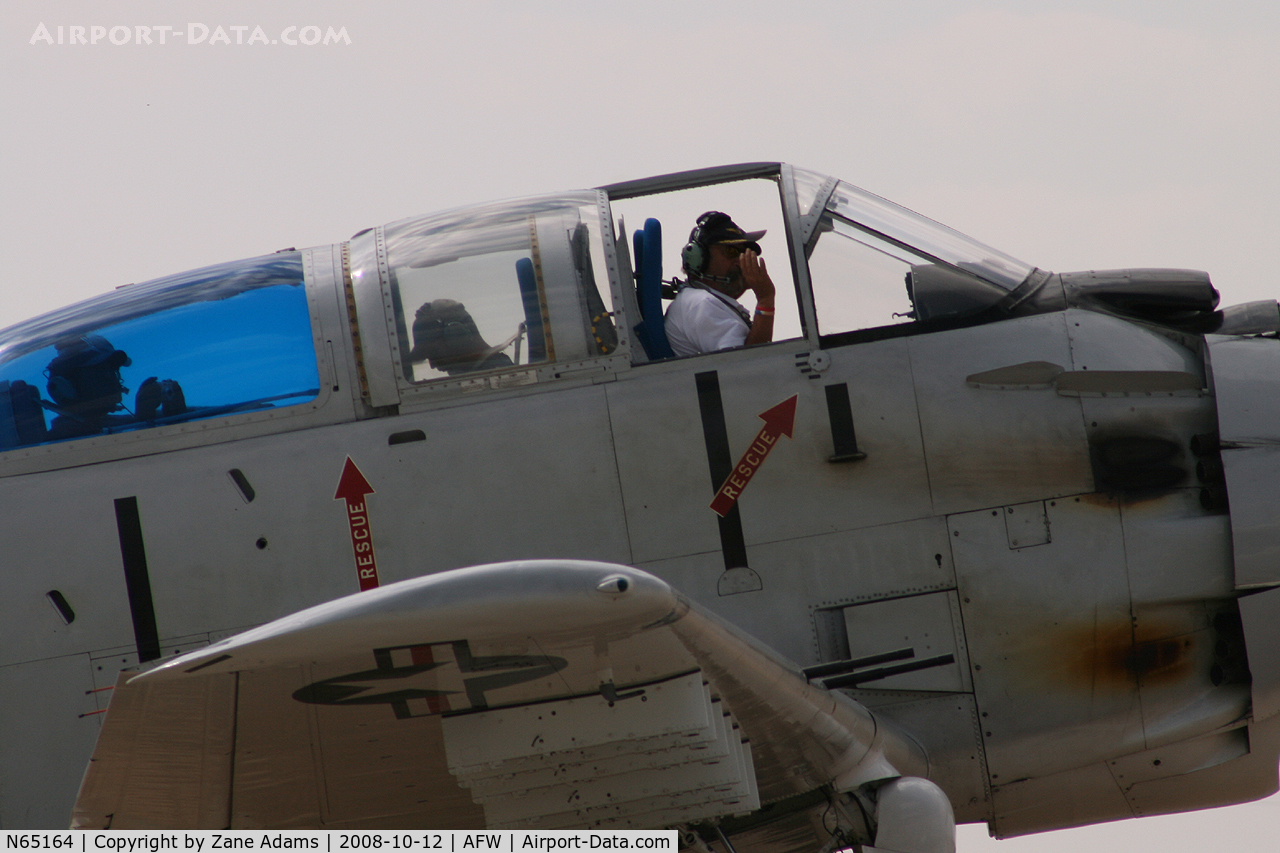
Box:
[0,253,320,450]
[369,192,617,387]
[0,162,1042,455]
[606,163,1034,355]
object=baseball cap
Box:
[693,211,765,253]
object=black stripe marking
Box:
[824,383,866,462]
[695,371,749,570]
[114,496,162,663]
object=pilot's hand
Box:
[135,377,186,422]
[740,249,775,308]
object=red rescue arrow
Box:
[334,456,381,591]
[710,394,798,517]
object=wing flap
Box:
[446,671,758,829]
[73,672,236,829]
[453,690,741,795]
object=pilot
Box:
[44,334,186,440]
[409,299,515,375]
[664,211,776,357]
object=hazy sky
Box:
[4,1,1280,848]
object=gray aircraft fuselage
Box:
[2,163,1279,839]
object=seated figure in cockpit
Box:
[409,299,515,376]
[664,211,776,357]
[44,334,186,440]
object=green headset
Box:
[680,211,732,275]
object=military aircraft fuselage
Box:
[3,163,1279,839]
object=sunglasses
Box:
[717,244,752,259]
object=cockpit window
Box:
[0,253,319,450]
[807,215,925,335]
[608,176,802,356]
[382,192,617,386]
[819,179,1032,290]
[799,172,1036,337]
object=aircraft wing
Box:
[73,561,926,842]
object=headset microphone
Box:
[696,271,737,286]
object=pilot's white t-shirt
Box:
[664,286,752,357]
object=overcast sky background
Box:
[4,1,1280,848]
